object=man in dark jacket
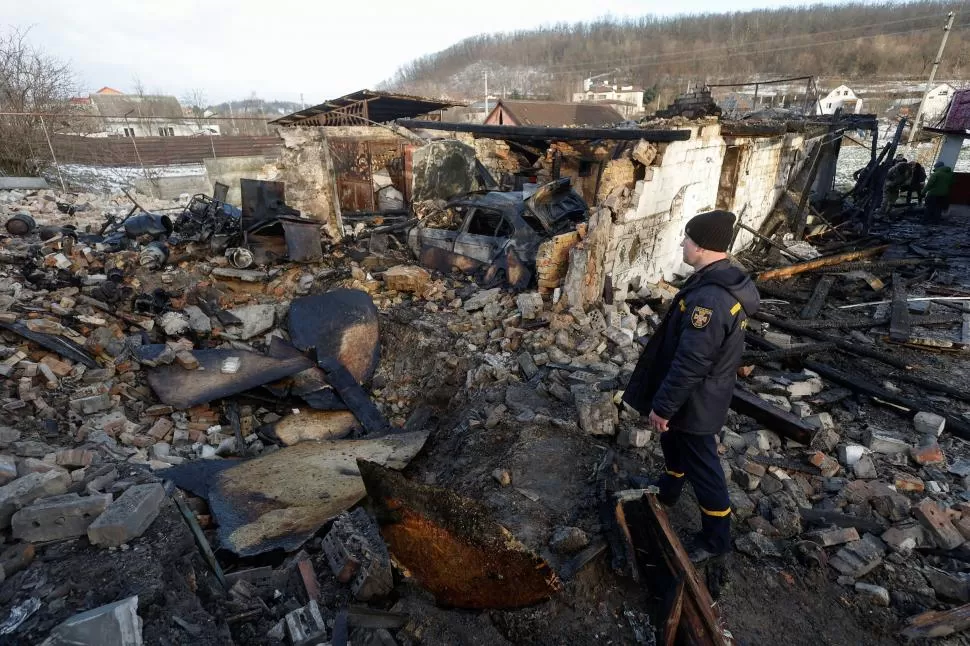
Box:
[622,210,760,562]
[906,162,927,207]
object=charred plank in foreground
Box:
[358,459,561,609]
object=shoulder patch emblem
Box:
[690,306,713,329]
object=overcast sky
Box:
[9,0,859,104]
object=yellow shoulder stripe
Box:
[679,299,686,312]
[730,302,742,316]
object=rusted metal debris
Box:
[144,341,313,410]
[288,289,381,385]
[357,459,562,609]
[165,430,429,556]
[757,246,889,282]
[614,491,733,646]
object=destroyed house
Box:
[483,100,624,127]
[270,89,457,127]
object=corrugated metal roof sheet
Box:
[271,90,459,126]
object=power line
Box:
[542,21,970,76]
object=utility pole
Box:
[484,71,489,116]
[908,11,956,146]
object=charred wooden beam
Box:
[901,603,970,640]
[396,119,692,142]
[889,273,911,343]
[317,357,390,436]
[757,246,888,282]
[742,341,837,363]
[753,312,914,370]
[799,508,886,535]
[800,276,835,319]
[616,492,732,646]
[731,388,816,445]
[801,359,970,441]
[885,371,970,404]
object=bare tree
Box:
[181,87,208,129]
[0,26,78,175]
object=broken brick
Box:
[806,526,860,547]
[910,442,945,466]
[55,449,96,469]
[0,470,72,528]
[914,499,965,551]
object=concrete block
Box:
[45,595,142,646]
[87,483,164,547]
[882,521,928,553]
[914,411,946,437]
[602,326,634,348]
[227,304,276,340]
[516,293,544,320]
[321,508,392,601]
[571,385,618,436]
[70,394,113,416]
[0,470,71,528]
[617,427,652,448]
[805,526,859,547]
[12,493,112,542]
[865,429,909,455]
[804,413,835,433]
[55,449,96,469]
[828,534,886,578]
[384,265,431,294]
[284,600,326,646]
[914,499,965,551]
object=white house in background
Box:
[815,85,863,115]
[572,84,645,115]
[921,83,957,125]
[84,88,196,137]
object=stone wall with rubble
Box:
[593,124,814,299]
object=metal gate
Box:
[329,139,409,213]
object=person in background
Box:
[922,161,955,224]
[623,210,760,563]
[881,155,912,215]
[906,161,927,207]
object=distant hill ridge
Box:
[380,1,969,102]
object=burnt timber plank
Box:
[395,119,691,142]
[731,387,816,445]
[757,246,888,281]
[663,577,687,646]
[901,603,970,640]
[799,508,886,535]
[800,275,835,319]
[889,273,911,343]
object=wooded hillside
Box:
[381,1,969,101]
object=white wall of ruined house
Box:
[593,124,813,299]
[604,124,725,297]
[726,132,807,251]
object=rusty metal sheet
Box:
[288,290,380,384]
[165,431,429,556]
[358,460,561,609]
[279,217,323,262]
[144,343,313,410]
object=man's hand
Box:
[648,410,669,433]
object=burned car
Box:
[407,178,588,288]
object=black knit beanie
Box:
[685,210,736,252]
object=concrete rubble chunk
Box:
[43,595,142,646]
[828,534,886,578]
[284,599,326,646]
[463,288,502,312]
[865,429,909,455]
[0,427,21,448]
[854,582,890,606]
[227,304,276,340]
[805,526,860,547]
[55,449,96,469]
[735,531,783,558]
[571,385,617,436]
[516,293,544,320]
[602,326,634,348]
[0,470,71,528]
[87,483,165,547]
[321,508,392,601]
[914,499,965,551]
[12,493,112,542]
[70,394,113,416]
[183,305,212,334]
[914,411,946,437]
[924,567,970,603]
[617,427,651,448]
[549,526,589,554]
[384,265,431,294]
